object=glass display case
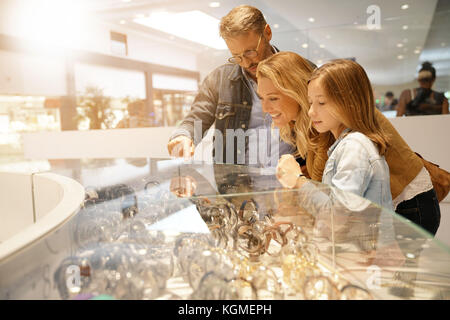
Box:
[1,158,449,300]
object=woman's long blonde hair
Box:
[256,51,313,158]
[307,59,389,158]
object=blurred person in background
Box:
[381,91,398,111]
[397,62,449,116]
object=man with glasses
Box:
[167,5,312,166]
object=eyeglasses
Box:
[228,34,263,64]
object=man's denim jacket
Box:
[169,63,255,164]
[322,130,394,210]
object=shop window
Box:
[110,31,128,56]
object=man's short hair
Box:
[219,5,267,39]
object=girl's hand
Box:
[276,154,302,188]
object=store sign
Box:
[44,98,61,109]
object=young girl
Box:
[259,56,393,210]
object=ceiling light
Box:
[119,20,126,25]
[308,17,315,23]
[209,2,220,8]
[397,43,404,48]
[414,49,421,54]
[319,44,325,48]
[397,54,404,59]
[273,24,279,29]
[134,10,227,49]
[402,25,408,30]
[401,4,409,10]
[302,43,308,48]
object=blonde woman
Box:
[257,52,440,234]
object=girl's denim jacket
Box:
[322,130,394,210]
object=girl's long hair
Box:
[256,51,313,158]
[307,59,389,159]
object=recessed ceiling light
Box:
[414,49,421,54]
[319,44,325,48]
[397,54,404,59]
[273,24,279,29]
[308,17,315,23]
[302,43,308,48]
[402,25,408,30]
[397,43,404,48]
[401,4,409,10]
[119,20,126,25]
[209,2,220,8]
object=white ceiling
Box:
[85,0,449,86]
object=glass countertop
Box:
[1,158,449,300]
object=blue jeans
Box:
[395,188,441,235]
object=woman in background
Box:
[397,61,449,116]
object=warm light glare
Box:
[134,10,227,50]
[12,0,89,50]
[302,43,308,48]
[401,4,409,10]
[209,2,220,7]
[308,17,315,23]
